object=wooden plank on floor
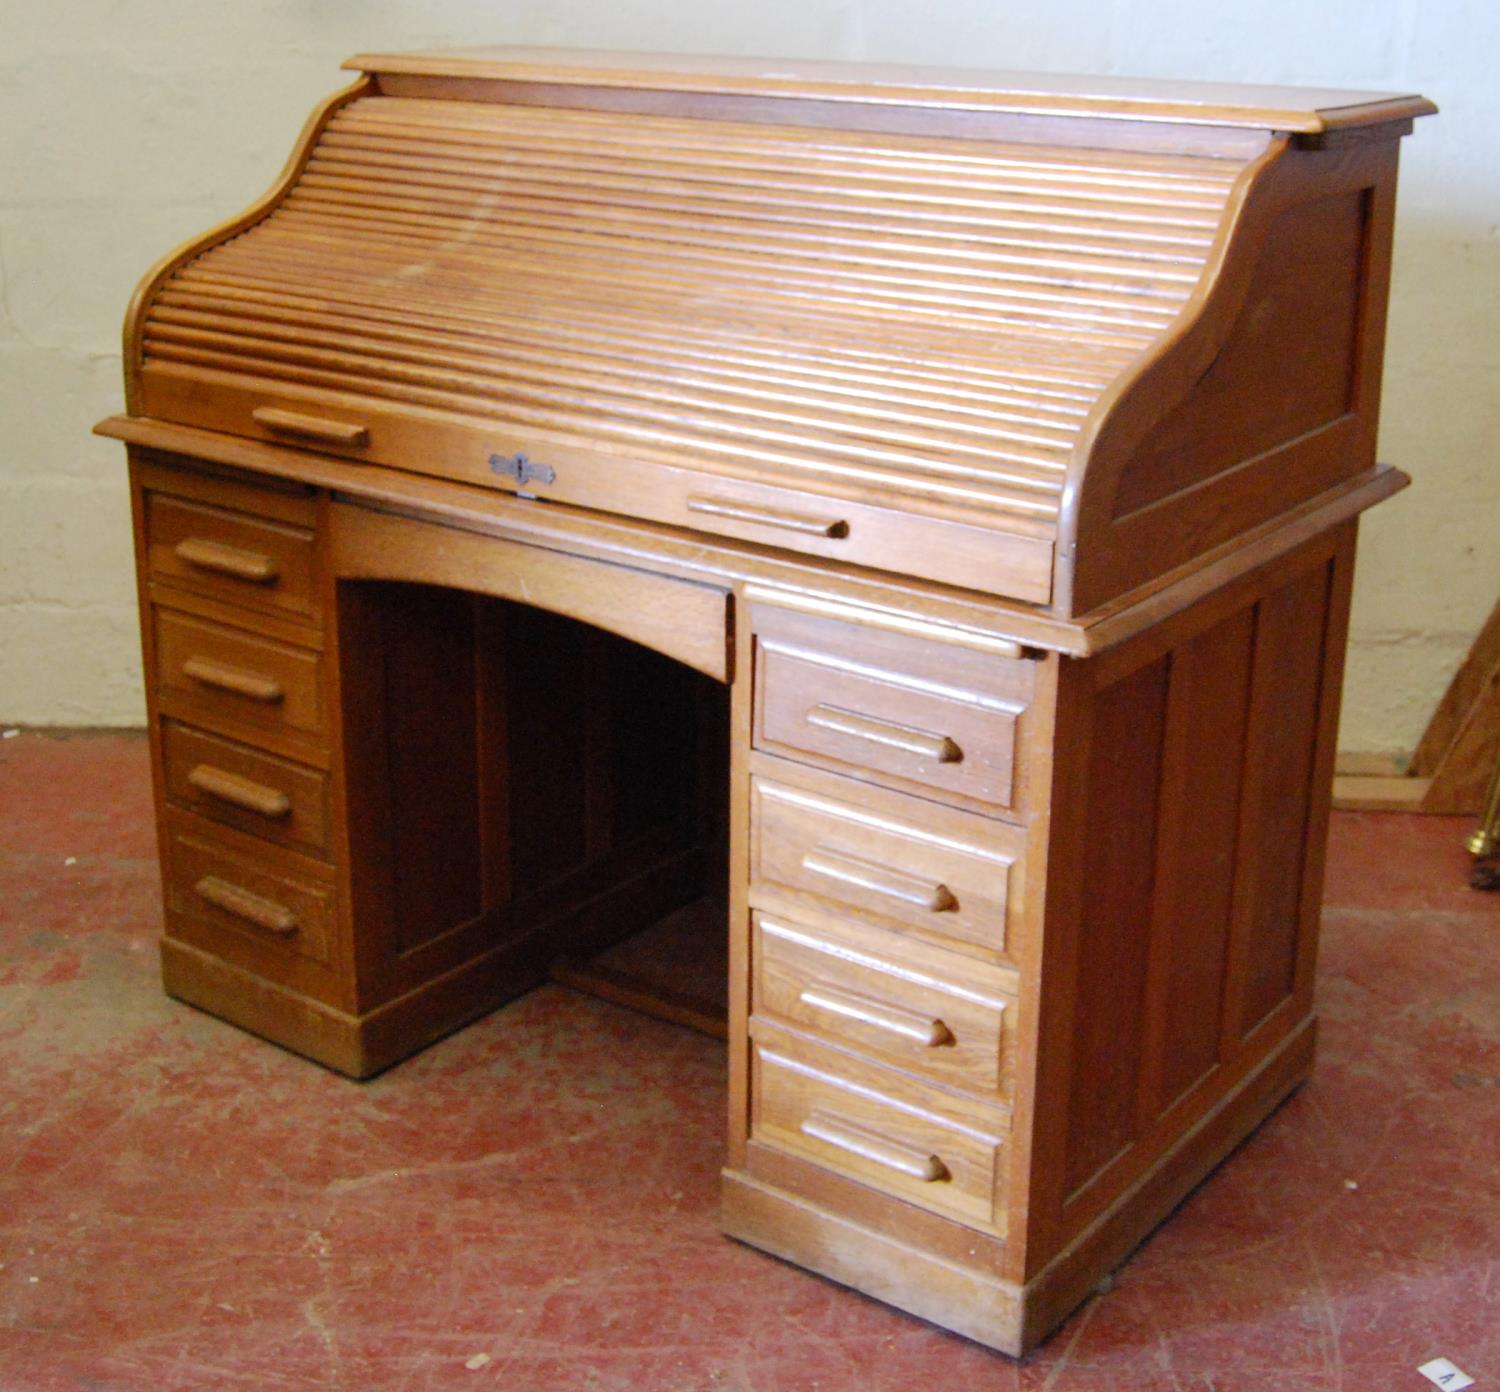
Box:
[1331,774,1432,812]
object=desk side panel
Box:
[1023,521,1355,1288]
[1060,136,1403,614]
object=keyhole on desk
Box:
[490,452,557,489]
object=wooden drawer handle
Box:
[173,538,280,585]
[799,981,954,1048]
[193,875,297,935]
[187,764,292,819]
[252,406,369,447]
[801,846,957,914]
[182,656,284,704]
[801,1110,950,1183]
[806,704,962,764]
[686,495,848,539]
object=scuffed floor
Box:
[1,729,1496,1391]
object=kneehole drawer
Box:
[154,609,325,745]
[146,491,319,624]
[754,912,1017,1099]
[750,760,1022,965]
[164,822,333,966]
[161,720,330,858]
[752,1036,1006,1228]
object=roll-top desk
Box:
[97,49,1433,1354]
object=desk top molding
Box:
[345,47,1435,134]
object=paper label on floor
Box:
[1418,1358,1475,1391]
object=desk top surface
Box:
[344,46,1436,134]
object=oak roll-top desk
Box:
[96,48,1433,1354]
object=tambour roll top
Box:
[123,48,1432,616]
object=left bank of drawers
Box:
[137,461,338,991]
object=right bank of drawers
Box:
[747,603,1033,1232]
[139,461,337,992]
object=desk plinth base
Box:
[161,936,539,1077]
[723,1015,1315,1356]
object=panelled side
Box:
[1024,525,1357,1286]
[1061,135,1405,614]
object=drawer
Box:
[154,609,326,745]
[749,758,1022,965]
[161,720,331,858]
[163,819,334,968]
[754,911,1017,1099]
[145,491,319,624]
[752,1030,1007,1228]
[752,605,1035,818]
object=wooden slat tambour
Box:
[136,94,1252,600]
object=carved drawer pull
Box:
[187,764,292,819]
[182,656,284,704]
[799,981,954,1047]
[173,538,280,585]
[252,406,369,446]
[801,846,957,914]
[806,704,962,764]
[801,1110,950,1183]
[193,875,298,935]
[686,495,848,539]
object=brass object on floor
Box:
[1467,745,1500,889]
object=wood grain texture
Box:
[751,602,1036,818]
[100,419,1408,664]
[753,910,1018,1098]
[122,78,372,415]
[1225,563,1333,1041]
[1412,597,1500,777]
[1061,655,1170,1196]
[145,491,320,624]
[333,573,726,1017]
[1024,534,1353,1272]
[1060,137,1405,613]
[748,754,1023,966]
[1332,594,1498,816]
[750,1022,1009,1229]
[723,1012,1315,1357]
[153,608,326,750]
[163,811,336,973]
[1423,679,1500,816]
[162,720,330,858]
[331,501,731,681]
[1138,612,1254,1117]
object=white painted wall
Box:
[2,0,1495,747]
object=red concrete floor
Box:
[1,729,1497,1392]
